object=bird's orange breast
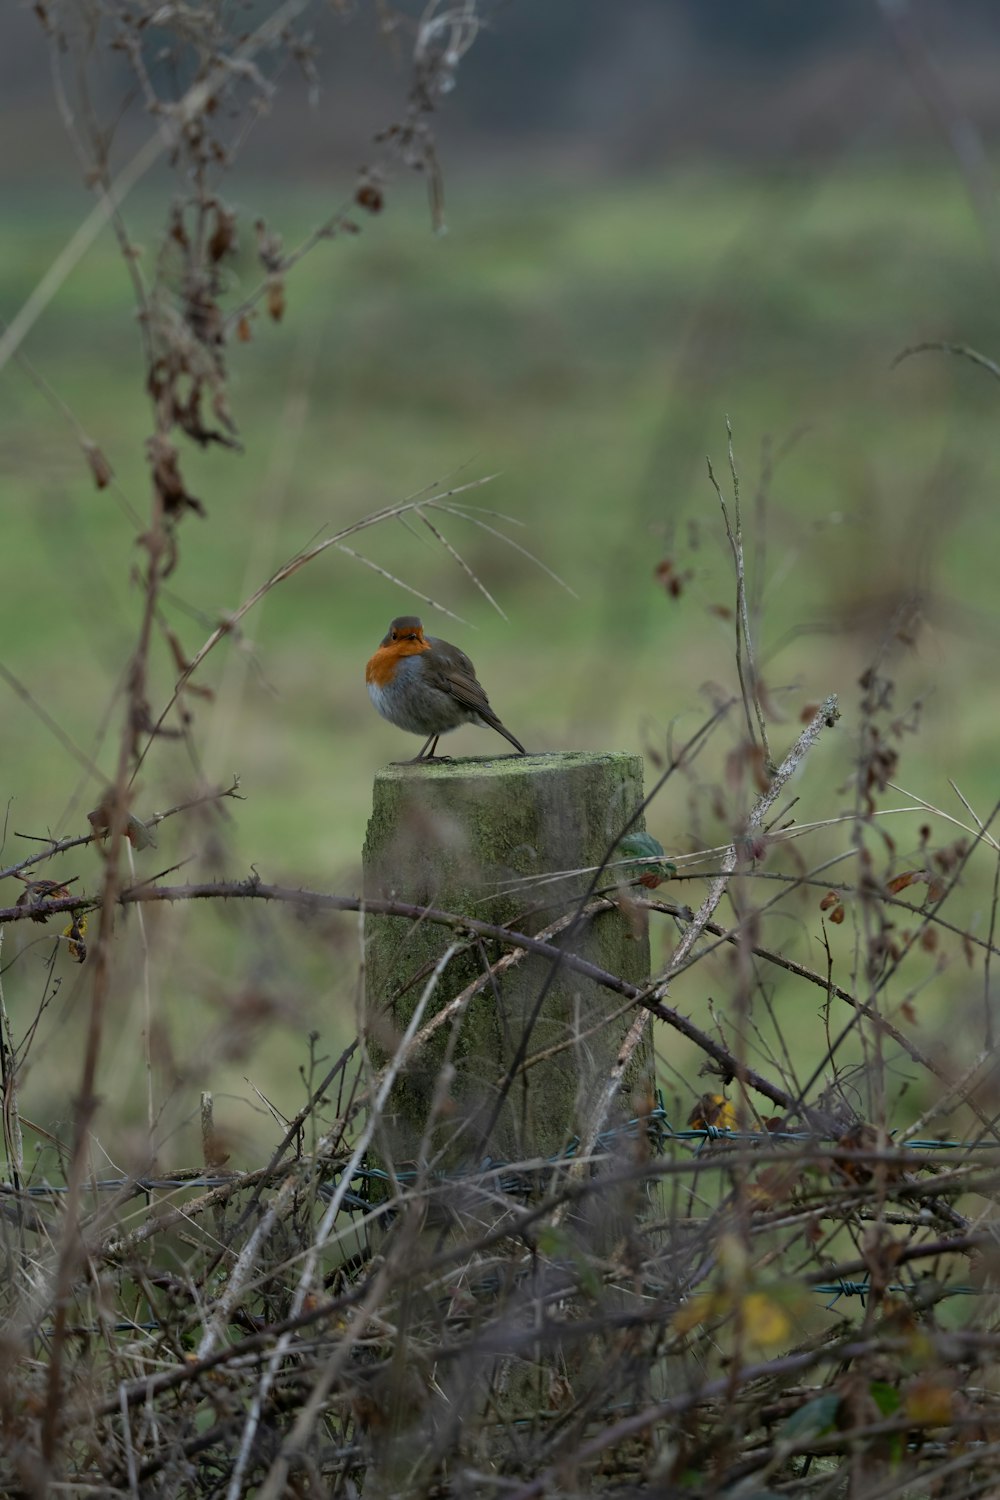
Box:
[365,637,431,688]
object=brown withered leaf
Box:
[819,889,845,922]
[615,890,649,942]
[83,440,113,490]
[932,836,968,874]
[211,389,238,439]
[201,1125,232,1171]
[88,794,156,850]
[746,1162,800,1212]
[356,180,384,213]
[886,871,919,894]
[688,1094,737,1132]
[834,1121,903,1187]
[208,205,238,262]
[164,625,191,676]
[16,879,74,923]
[267,278,286,322]
[185,287,224,345]
[147,435,205,519]
[88,790,115,837]
[904,1372,955,1428]
[547,1372,573,1412]
[160,624,213,701]
[168,205,190,249]
[236,313,253,342]
[833,1121,878,1185]
[864,742,898,797]
[654,558,692,599]
[174,382,240,451]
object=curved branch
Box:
[0,878,793,1108]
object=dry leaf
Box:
[208,205,238,262]
[267,278,286,322]
[356,180,384,213]
[64,913,88,963]
[672,1292,720,1335]
[904,1373,954,1427]
[15,879,73,923]
[83,441,113,490]
[740,1291,791,1349]
[688,1094,737,1132]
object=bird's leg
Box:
[394,734,451,766]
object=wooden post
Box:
[360,753,654,1491]
[362,751,653,1174]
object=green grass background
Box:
[3,159,999,1169]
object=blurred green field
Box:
[3,160,999,1166]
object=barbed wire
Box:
[4,1096,990,1204]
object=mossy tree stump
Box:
[362,751,653,1174]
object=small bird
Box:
[366,616,527,762]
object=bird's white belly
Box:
[368,677,469,735]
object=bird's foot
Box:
[392,754,455,766]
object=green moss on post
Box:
[363,751,652,1171]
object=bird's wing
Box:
[439,654,526,754]
[441,660,496,719]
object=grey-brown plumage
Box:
[366,616,527,760]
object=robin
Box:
[366,616,527,761]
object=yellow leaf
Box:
[672,1292,722,1335]
[688,1094,737,1131]
[740,1292,791,1348]
[63,914,88,964]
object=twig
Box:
[130,477,500,779]
[892,340,1000,384]
[570,695,839,1176]
[219,946,458,1497]
[707,419,773,767]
